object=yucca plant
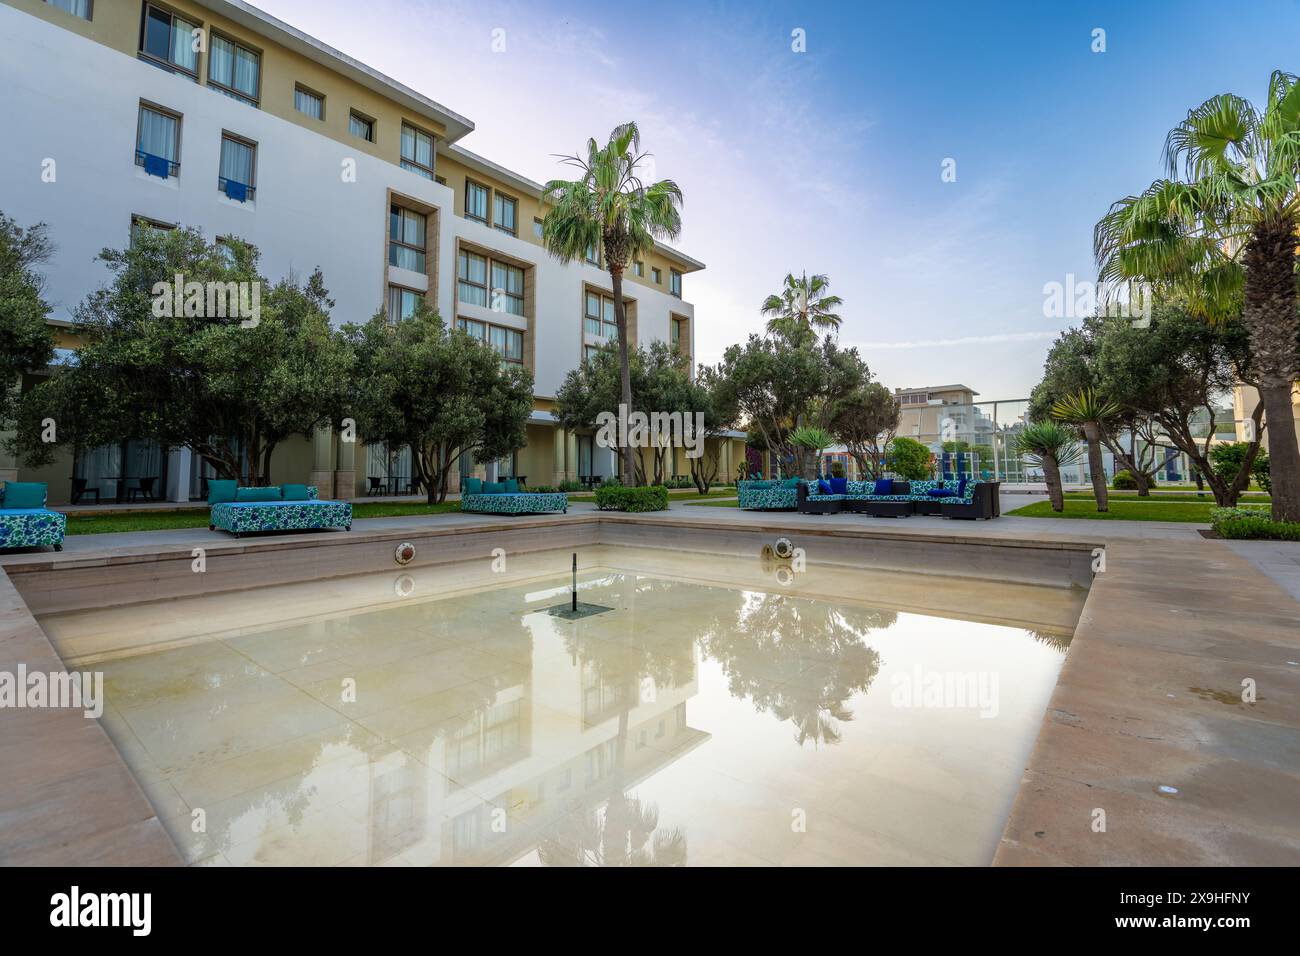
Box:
[1015,421,1083,512]
[760,272,843,345]
[543,123,683,486]
[790,425,834,477]
[1094,71,1300,522]
[1051,388,1121,511]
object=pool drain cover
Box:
[546,602,615,620]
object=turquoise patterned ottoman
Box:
[0,508,66,551]
[210,499,352,537]
[737,480,800,510]
[461,492,568,515]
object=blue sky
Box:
[258,0,1300,399]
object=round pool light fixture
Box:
[395,541,416,565]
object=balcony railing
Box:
[136,149,179,179]
[218,176,256,202]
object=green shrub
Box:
[527,485,560,493]
[1111,470,1137,490]
[594,484,669,512]
[599,477,623,488]
[1210,507,1299,540]
[888,437,932,480]
[558,480,584,492]
[1210,443,1270,493]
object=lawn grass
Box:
[1061,491,1269,503]
[684,498,740,508]
[1006,499,1259,522]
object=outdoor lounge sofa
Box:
[208,481,352,537]
[460,478,567,515]
[0,482,66,551]
[797,478,1000,520]
[737,478,804,510]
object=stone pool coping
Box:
[1,507,1297,866]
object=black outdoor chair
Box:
[70,477,100,505]
[367,476,387,496]
[127,476,158,502]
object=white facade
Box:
[0,3,696,401]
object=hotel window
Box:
[294,85,324,120]
[633,260,643,278]
[215,236,240,267]
[465,180,489,223]
[493,193,517,235]
[140,3,199,78]
[583,344,602,363]
[135,102,180,178]
[458,319,523,363]
[400,122,435,180]
[349,111,375,142]
[670,269,682,297]
[218,133,256,202]
[47,0,92,19]
[585,243,599,266]
[584,291,617,339]
[129,214,174,247]
[651,267,661,284]
[389,205,426,272]
[209,33,261,106]
[533,217,544,239]
[387,285,421,324]
[491,261,524,316]
[458,250,488,306]
[670,317,682,351]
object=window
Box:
[387,285,421,324]
[491,261,524,316]
[651,267,661,284]
[435,175,447,186]
[140,3,198,77]
[209,33,260,106]
[218,133,256,201]
[670,269,682,297]
[130,215,174,247]
[633,261,644,278]
[533,217,544,239]
[585,243,600,266]
[135,102,180,177]
[457,250,487,306]
[458,318,522,363]
[389,206,426,272]
[294,85,324,120]
[583,344,602,363]
[671,317,688,352]
[465,180,489,223]
[400,123,435,180]
[493,193,517,235]
[349,111,375,142]
[584,291,617,339]
[47,0,92,19]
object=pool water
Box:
[64,547,1080,866]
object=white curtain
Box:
[138,108,177,161]
[233,47,259,97]
[220,137,254,186]
[171,16,198,73]
[50,0,92,18]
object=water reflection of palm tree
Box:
[538,797,686,866]
[700,590,892,747]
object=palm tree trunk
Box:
[610,269,637,486]
[1043,457,1064,512]
[1243,220,1300,523]
[1083,423,1108,511]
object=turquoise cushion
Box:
[746,480,773,489]
[482,482,505,495]
[503,478,520,493]
[207,479,238,505]
[2,482,47,509]
[463,477,483,495]
[281,483,311,501]
[781,477,802,489]
[236,486,282,502]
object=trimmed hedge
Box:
[1210,507,1300,541]
[594,484,669,512]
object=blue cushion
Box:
[873,478,893,496]
[207,479,238,505]
[503,478,520,493]
[482,482,505,495]
[957,477,969,498]
[236,486,282,502]
[817,479,833,495]
[926,488,957,498]
[281,483,312,501]
[1,482,47,509]
[829,477,847,494]
[462,477,482,495]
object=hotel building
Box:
[0,0,734,502]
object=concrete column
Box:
[165,447,192,502]
[552,427,567,485]
[334,429,355,501]
[310,425,335,499]
[566,431,578,482]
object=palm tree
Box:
[760,272,843,344]
[1052,389,1121,511]
[790,425,834,479]
[1094,71,1300,522]
[543,123,683,486]
[1015,421,1083,512]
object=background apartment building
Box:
[0,0,720,502]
